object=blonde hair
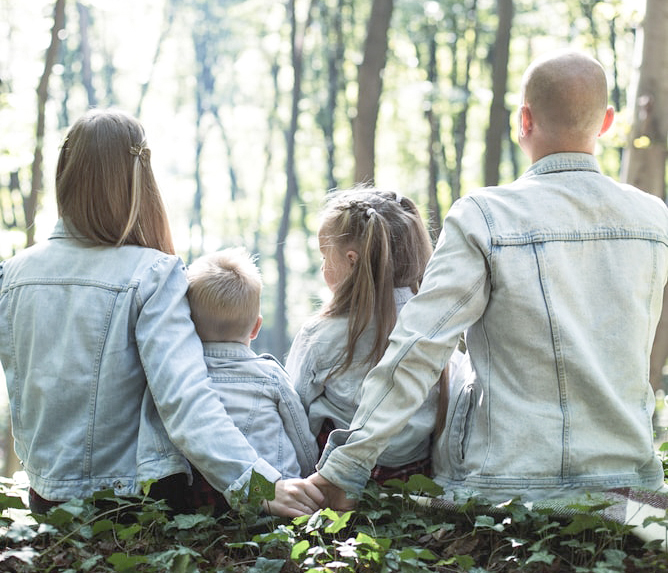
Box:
[56,108,174,254]
[186,247,262,342]
[319,186,433,378]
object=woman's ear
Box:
[346,250,359,267]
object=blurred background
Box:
[1,0,666,475]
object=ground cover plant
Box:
[0,470,667,573]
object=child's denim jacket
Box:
[0,220,280,503]
[203,342,318,478]
[286,287,440,467]
[318,153,668,501]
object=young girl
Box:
[0,108,322,517]
[287,187,456,482]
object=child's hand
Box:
[263,478,325,517]
[306,472,357,511]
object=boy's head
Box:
[186,248,263,344]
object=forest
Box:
[2,0,668,571]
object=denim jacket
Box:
[203,342,318,478]
[0,220,281,503]
[318,153,668,501]
[286,287,439,467]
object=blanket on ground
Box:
[413,487,668,550]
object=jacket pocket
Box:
[445,381,477,479]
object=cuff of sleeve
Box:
[223,459,282,507]
[317,429,371,495]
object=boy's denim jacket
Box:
[286,287,439,467]
[0,220,280,503]
[319,153,668,501]
[203,342,318,478]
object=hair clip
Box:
[366,207,376,217]
[395,193,403,203]
[130,143,147,158]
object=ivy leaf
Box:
[291,538,310,560]
[561,514,602,535]
[107,552,148,571]
[247,556,285,573]
[0,492,27,511]
[402,474,444,497]
[324,510,353,534]
[0,546,39,565]
[248,471,275,505]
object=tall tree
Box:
[274,0,316,359]
[484,0,513,186]
[353,0,394,184]
[621,0,668,393]
[26,0,66,248]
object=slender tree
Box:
[274,0,317,359]
[26,0,66,248]
[621,0,668,393]
[353,0,394,184]
[484,0,513,186]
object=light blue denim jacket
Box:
[203,342,318,478]
[318,153,668,501]
[0,220,281,503]
[286,287,439,467]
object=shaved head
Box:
[521,50,609,140]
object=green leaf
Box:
[170,512,215,530]
[291,538,310,560]
[107,552,148,571]
[324,510,353,534]
[526,550,555,565]
[561,514,602,535]
[141,479,158,497]
[0,492,27,511]
[247,556,286,573]
[91,519,115,536]
[116,522,142,541]
[248,471,276,505]
[402,474,444,497]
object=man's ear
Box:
[346,250,358,267]
[249,315,263,341]
[598,105,615,137]
[519,104,533,138]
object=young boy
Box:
[186,248,318,485]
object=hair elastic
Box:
[365,207,376,217]
[395,193,403,203]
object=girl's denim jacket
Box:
[202,342,318,478]
[286,287,440,467]
[318,153,668,501]
[0,220,280,503]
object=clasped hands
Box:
[263,472,356,518]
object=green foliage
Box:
[0,475,667,572]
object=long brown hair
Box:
[319,187,433,379]
[56,108,174,254]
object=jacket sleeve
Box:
[285,324,326,412]
[135,256,281,503]
[275,370,319,477]
[318,197,492,493]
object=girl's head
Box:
[56,108,174,254]
[318,186,432,371]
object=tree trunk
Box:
[620,0,668,392]
[275,0,315,359]
[26,0,66,248]
[353,0,394,184]
[484,0,513,187]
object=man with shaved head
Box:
[308,50,668,507]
